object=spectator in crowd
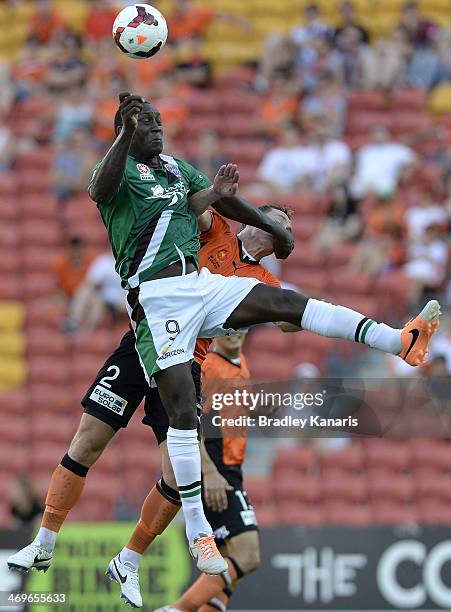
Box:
[296,35,343,92]
[45,33,89,94]
[9,475,43,528]
[150,74,189,135]
[366,194,407,241]
[51,236,96,301]
[51,127,96,206]
[429,311,451,374]
[403,222,448,296]
[257,124,308,194]
[362,26,411,91]
[300,70,347,137]
[407,31,448,90]
[405,195,448,240]
[334,1,369,45]
[83,0,118,45]
[258,71,299,137]
[28,0,67,45]
[349,231,397,277]
[190,129,225,180]
[399,1,438,48]
[53,87,93,141]
[169,0,215,44]
[314,183,361,252]
[0,122,14,173]
[175,36,212,89]
[64,251,125,333]
[93,72,131,145]
[291,4,330,49]
[0,62,14,115]
[335,25,372,88]
[351,125,416,198]
[303,120,352,192]
[257,35,296,92]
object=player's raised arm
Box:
[89,92,143,204]
[212,195,294,259]
[188,163,239,217]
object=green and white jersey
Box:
[88,154,211,288]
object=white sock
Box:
[119,547,141,569]
[35,528,57,553]
[301,299,402,354]
[166,426,212,542]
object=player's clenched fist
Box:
[118,92,144,133]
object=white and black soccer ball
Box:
[112,4,168,59]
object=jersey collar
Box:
[237,237,259,265]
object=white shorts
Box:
[127,268,260,378]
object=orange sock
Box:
[199,589,231,612]
[127,479,181,554]
[41,455,88,532]
[174,559,238,612]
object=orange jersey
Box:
[202,351,250,466]
[194,212,281,364]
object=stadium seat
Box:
[417,501,451,526]
[30,442,66,472]
[278,504,325,526]
[0,389,27,415]
[416,473,451,502]
[275,475,320,504]
[0,358,26,388]
[0,197,17,222]
[368,474,415,503]
[21,195,58,221]
[3,414,28,443]
[72,329,121,356]
[22,246,59,273]
[347,90,388,112]
[321,475,367,503]
[410,439,451,472]
[82,474,122,504]
[70,499,114,522]
[272,446,317,473]
[26,299,65,328]
[28,358,70,386]
[28,385,74,414]
[21,221,61,247]
[0,444,29,473]
[372,502,418,525]
[364,440,411,472]
[321,445,364,475]
[0,301,25,330]
[325,503,372,526]
[27,328,69,357]
[14,149,54,173]
[23,273,57,299]
[391,87,426,110]
[30,413,74,444]
[243,477,272,506]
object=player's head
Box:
[214,331,247,358]
[114,100,164,159]
[237,204,292,260]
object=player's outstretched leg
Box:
[226,285,441,366]
[106,477,181,609]
[7,415,115,573]
[155,364,227,575]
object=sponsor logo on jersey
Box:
[137,163,155,181]
[151,184,165,197]
[89,384,128,415]
[164,162,182,179]
[157,348,185,361]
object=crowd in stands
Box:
[0,0,450,524]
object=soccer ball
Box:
[112,4,168,59]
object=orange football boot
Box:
[399,300,441,366]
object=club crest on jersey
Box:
[137,163,155,181]
[164,162,182,179]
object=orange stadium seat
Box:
[21,220,61,247]
[372,502,418,525]
[368,474,415,503]
[30,413,74,444]
[21,195,58,220]
[0,444,29,473]
[278,504,325,526]
[391,87,426,110]
[15,148,54,172]
[325,503,372,526]
[321,445,364,476]
[364,440,411,472]
[23,273,57,299]
[347,90,388,112]
[274,475,320,504]
[0,251,19,274]
[410,439,451,472]
[26,300,65,328]
[273,446,317,473]
[28,357,70,386]
[321,475,367,503]
[0,197,17,222]
[22,246,60,273]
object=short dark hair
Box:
[239,204,293,232]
